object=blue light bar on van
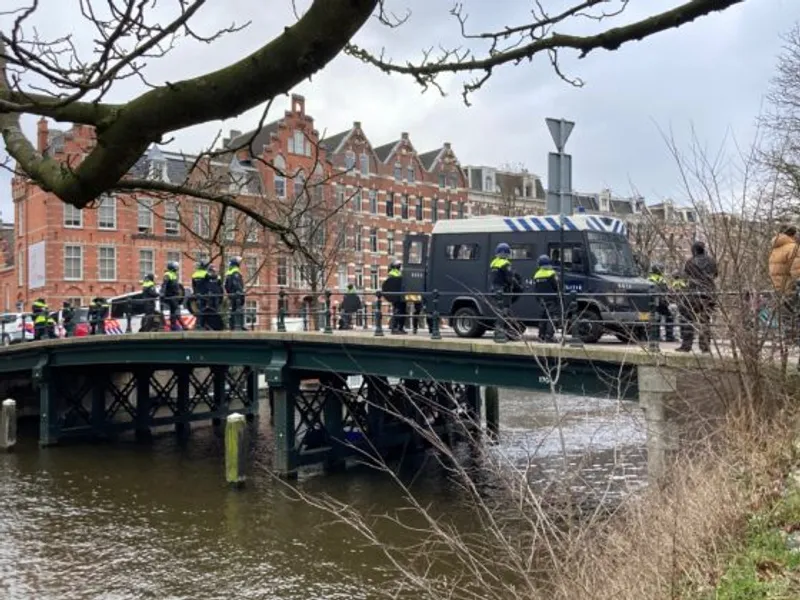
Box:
[430,213,628,236]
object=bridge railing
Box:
[7,285,794,352]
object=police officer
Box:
[61,300,75,338]
[670,270,690,348]
[88,297,109,335]
[191,261,210,330]
[224,256,245,331]
[32,298,48,341]
[533,255,560,343]
[140,273,161,332]
[382,258,405,334]
[205,264,224,331]
[648,263,675,342]
[161,261,183,331]
[339,283,362,330]
[489,243,523,339]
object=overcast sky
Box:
[0,0,796,221]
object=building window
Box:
[335,185,345,207]
[355,266,363,289]
[97,195,117,230]
[64,245,82,281]
[369,189,377,214]
[393,163,402,182]
[166,250,181,279]
[98,246,116,281]
[276,256,287,287]
[369,228,378,253]
[354,227,362,252]
[244,255,259,286]
[193,204,210,238]
[360,153,369,176]
[407,165,415,183]
[387,230,395,256]
[386,194,394,218]
[293,172,305,200]
[458,202,465,219]
[289,130,308,156]
[245,217,259,243]
[431,197,439,223]
[223,210,236,241]
[64,204,83,228]
[273,155,287,199]
[353,189,362,212]
[449,173,458,188]
[415,198,423,220]
[137,199,153,233]
[445,200,452,220]
[138,249,155,280]
[438,173,446,188]
[370,265,379,290]
[65,296,82,308]
[244,300,258,327]
[401,195,409,220]
[165,200,180,236]
[484,175,493,193]
[345,151,356,170]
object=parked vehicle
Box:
[402,213,652,343]
[0,313,35,345]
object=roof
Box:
[373,140,400,163]
[226,120,281,153]
[319,129,351,154]
[431,213,628,236]
[417,148,442,171]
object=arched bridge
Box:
[0,331,723,477]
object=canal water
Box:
[0,390,646,599]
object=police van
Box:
[402,213,652,343]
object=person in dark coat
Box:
[224,256,246,331]
[88,297,109,335]
[339,283,362,330]
[489,242,524,339]
[191,261,209,330]
[382,258,405,334]
[677,241,718,353]
[161,261,183,331]
[140,273,162,332]
[61,301,75,338]
[204,264,225,331]
[533,255,560,342]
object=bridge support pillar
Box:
[484,386,500,441]
[638,366,678,481]
[272,379,299,479]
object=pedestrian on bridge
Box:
[32,298,48,341]
[88,297,109,336]
[382,258,406,334]
[677,241,717,353]
[140,273,161,332]
[191,261,210,330]
[648,263,675,342]
[204,264,224,331]
[161,261,184,331]
[533,255,560,343]
[224,256,246,331]
[339,283,362,330]
[61,301,75,338]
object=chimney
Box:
[401,132,409,140]
[37,118,48,153]
[353,121,361,129]
[444,142,451,150]
[291,94,305,116]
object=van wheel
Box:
[452,307,486,338]
[570,307,603,343]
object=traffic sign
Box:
[546,118,575,153]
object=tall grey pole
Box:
[545,118,575,216]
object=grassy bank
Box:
[698,469,800,598]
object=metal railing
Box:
[5,285,793,354]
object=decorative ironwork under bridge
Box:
[0,332,724,477]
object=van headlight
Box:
[605,294,628,308]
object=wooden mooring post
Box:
[1,398,16,451]
[225,413,248,487]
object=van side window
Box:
[509,244,535,260]
[407,240,424,265]
[445,244,479,260]
[549,245,584,272]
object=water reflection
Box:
[0,390,646,599]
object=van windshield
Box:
[587,232,639,277]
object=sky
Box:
[0,0,796,221]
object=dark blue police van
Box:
[402,213,652,343]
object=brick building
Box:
[2,94,470,323]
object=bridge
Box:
[0,330,738,478]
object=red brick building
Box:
[1,95,470,325]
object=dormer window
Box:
[345,151,356,170]
[360,153,370,176]
[394,163,402,182]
